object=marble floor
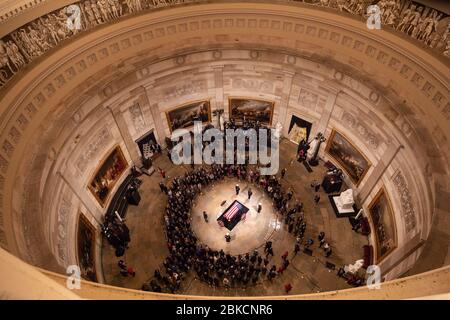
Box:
[191,179,281,255]
[101,139,369,296]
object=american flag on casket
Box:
[217,200,249,231]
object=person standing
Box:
[314,194,320,205]
[159,182,167,193]
[294,243,301,256]
[203,211,208,223]
[287,189,293,201]
[281,168,287,179]
[325,246,332,257]
[284,283,293,294]
[283,259,290,270]
[264,241,272,253]
[223,277,230,289]
[257,202,262,213]
[248,188,253,200]
[314,182,320,192]
[235,184,240,195]
[319,237,326,248]
[127,266,136,277]
[281,251,289,261]
[318,231,325,242]
[266,246,274,258]
[118,260,127,276]
[158,167,166,179]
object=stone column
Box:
[213,65,224,128]
[105,105,141,166]
[56,172,102,226]
[312,90,340,138]
[279,71,295,135]
[142,83,167,147]
[308,90,340,161]
[358,141,403,203]
[131,87,156,135]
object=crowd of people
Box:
[131,121,339,294]
[138,156,336,294]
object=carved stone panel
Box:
[75,126,112,173]
[341,112,380,150]
[129,103,146,135]
[56,197,71,263]
[392,170,417,233]
[298,88,318,109]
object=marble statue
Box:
[219,114,225,131]
[307,132,326,166]
[274,122,283,140]
[344,259,364,274]
[336,189,354,210]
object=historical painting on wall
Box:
[88,146,128,207]
[326,130,371,185]
[288,115,313,144]
[288,124,307,144]
[77,213,97,282]
[166,100,211,132]
[229,98,274,126]
[368,188,397,261]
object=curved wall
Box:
[0,2,448,285]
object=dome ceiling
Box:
[0,1,448,289]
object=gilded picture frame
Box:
[325,129,371,186]
[166,100,212,133]
[368,187,397,263]
[88,145,128,208]
[77,212,97,282]
[228,97,275,126]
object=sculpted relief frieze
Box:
[392,170,417,233]
[0,0,448,89]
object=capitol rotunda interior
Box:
[0,0,449,301]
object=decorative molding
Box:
[392,170,417,233]
[56,196,71,263]
[341,111,380,150]
[162,80,207,102]
[0,3,445,261]
[298,88,319,109]
[0,0,448,88]
[75,126,112,173]
[232,78,274,93]
[129,102,146,135]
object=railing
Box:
[0,0,448,89]
[39,263,450,299]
